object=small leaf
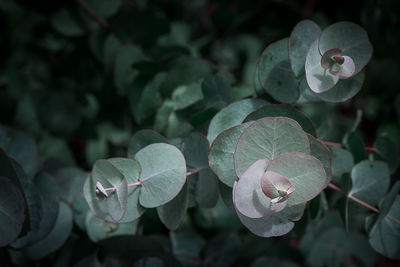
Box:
[343,131,367,163]
[234,117,310,176]
[156,182,189,230]
[260,171,295,203]
[135,143,186,208]
[330,146,354,180]
[373,137,398,174]
[95,181,108,199]
[305,39,339,93]
[207,99,267,143]
[307,134,332,185]
[108,158,145,223]
[233,159,287,218]
[318,22,373,75]
[289,20,322,77]
[0,176,25,247]
[349,160,390,207]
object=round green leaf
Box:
[289,20,322,77]
[108,158,145,222]
[257,38,300,103]
[315,70,365,102]
[189,169,219,208]
[182,132,209,170]
[305,39,339,93]
[86,0,122,18]
[236,203,305,238]
[207,99,267,143]
[127,130,169,159]
[209,122,253,187]
[350,160,390,207]
[135,143,186,208]
[330,146,354,180]
[233,159,287,218]
[267,152,327,206]
[318,22,373,75]
[244,104,317,136]
[0,176,25,247]
[156,182,189,230]
[51,9,85,37]
[234,117,310,176]
[86,212,138,243]
[24,201,73,260]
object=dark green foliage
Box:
[0,0,399,266]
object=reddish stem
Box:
[328,183,400,224]
[322,141,378,152]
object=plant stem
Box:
[328,183,400,224]
[322,141,377,152]
[77,0,108,28]
[186,168,203,176]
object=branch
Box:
[328,183,400,224]
[322,141,377,152]
[77,0,108,28]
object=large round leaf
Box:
[233,159,287,218]
[257,38,300,103]
[209,122,253,187]
[108,158,145,222]
[349,160,390,207]
[236,203,305,237]
[289,20,322,77]
[207,99,267,143]
[267,152,327,207]
[318,22,373,75]
[244,104,317,136]
[315,67,365,103]
[305,39,339,93]
[0,176,25,247]
[234,117,310,176]
[135,143,186,208]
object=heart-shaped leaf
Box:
[135,143,186,208]
[289,20,322,77]
[318,21,373,75]
[234,117,310,176]
[207,99,267,143]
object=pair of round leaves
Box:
[303,21,372,94]
[232,117,328,219]
[84,143,187,223]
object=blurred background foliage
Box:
[0,0,399,266]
